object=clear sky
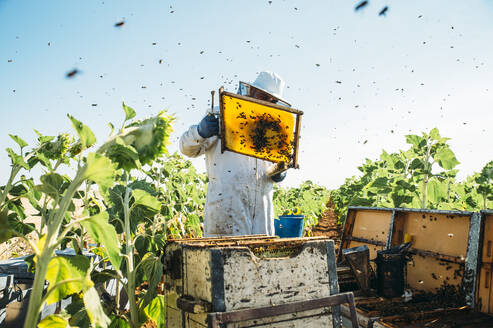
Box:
[1,0,492,188]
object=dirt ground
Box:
[311,203,343,251]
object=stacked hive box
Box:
[163,236,340,327]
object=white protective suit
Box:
[179,118,277,237]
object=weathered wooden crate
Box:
[163,236,340,327]
[338,207,486,327]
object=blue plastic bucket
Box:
[274,215,305,238]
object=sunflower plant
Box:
[0,102,174,328]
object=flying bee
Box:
[355,1,368,11]
[66,69,79,78]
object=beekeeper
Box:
[179,71,289,237]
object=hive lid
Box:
[167,235,328,248]
[219,89,303,167]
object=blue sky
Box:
[1,0,492,188]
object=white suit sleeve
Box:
[179,124,217,158]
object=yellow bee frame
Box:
[218,87,303,168]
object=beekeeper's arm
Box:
[179,114,219,158]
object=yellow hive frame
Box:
[219,87,303,168]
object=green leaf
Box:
[390,190,413,207]
[84,153,117,192]
[435,147,459,170]
[68,114,96,150]
[34,129,55,143]
[405,134,422,147]
[109,316,130,328]
[427,180,448,205]
[122,102,136,121]
[108,122,115,136]
[90,269,118,285]
[31,152,52,170]
[138,253,163,309]
[132,189,161,212]
[0,209,13,243]
[38,173,66,198]
[9,134,28,149]
[38,314,72,328]
[8,212,34,235]
[83,286,111,328]
[65,298,91,328]
[349,197,374,207]
[9,184,28,197]
[6,148,29,170]
[465,195,478,209]
[429,128,441,141]
[105,137,141,171]
[368,177,389,190]
[143,295,166,328]
[81,212,121,270]
[409,158,424,171]
[45,255,92,304]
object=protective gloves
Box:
[197,114,219,138]
[271,171,287,183]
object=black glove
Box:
[271,171,287,183]
[197,114,219,138]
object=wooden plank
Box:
[347,236,386,247]
[209,292,357,327]
[219,86,226,153]
[220,90,303,115]
[184,248,212,303]
[292,113,302,168]
[230,309,333,327]
[168,235,271,243]
[408,248,465,264]
[177,296,212,314]
[390,211,405,247]
[339,209,357,259]
[340,303,379,328]
[179,237,329,249]
[478,212,493,315]
[165,306,183,328]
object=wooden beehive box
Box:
[338,207,483,327]
[371,209,493,327]
[163,236,340,327]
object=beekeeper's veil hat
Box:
[239,71,290,106]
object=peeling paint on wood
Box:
[164,237,338,327]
